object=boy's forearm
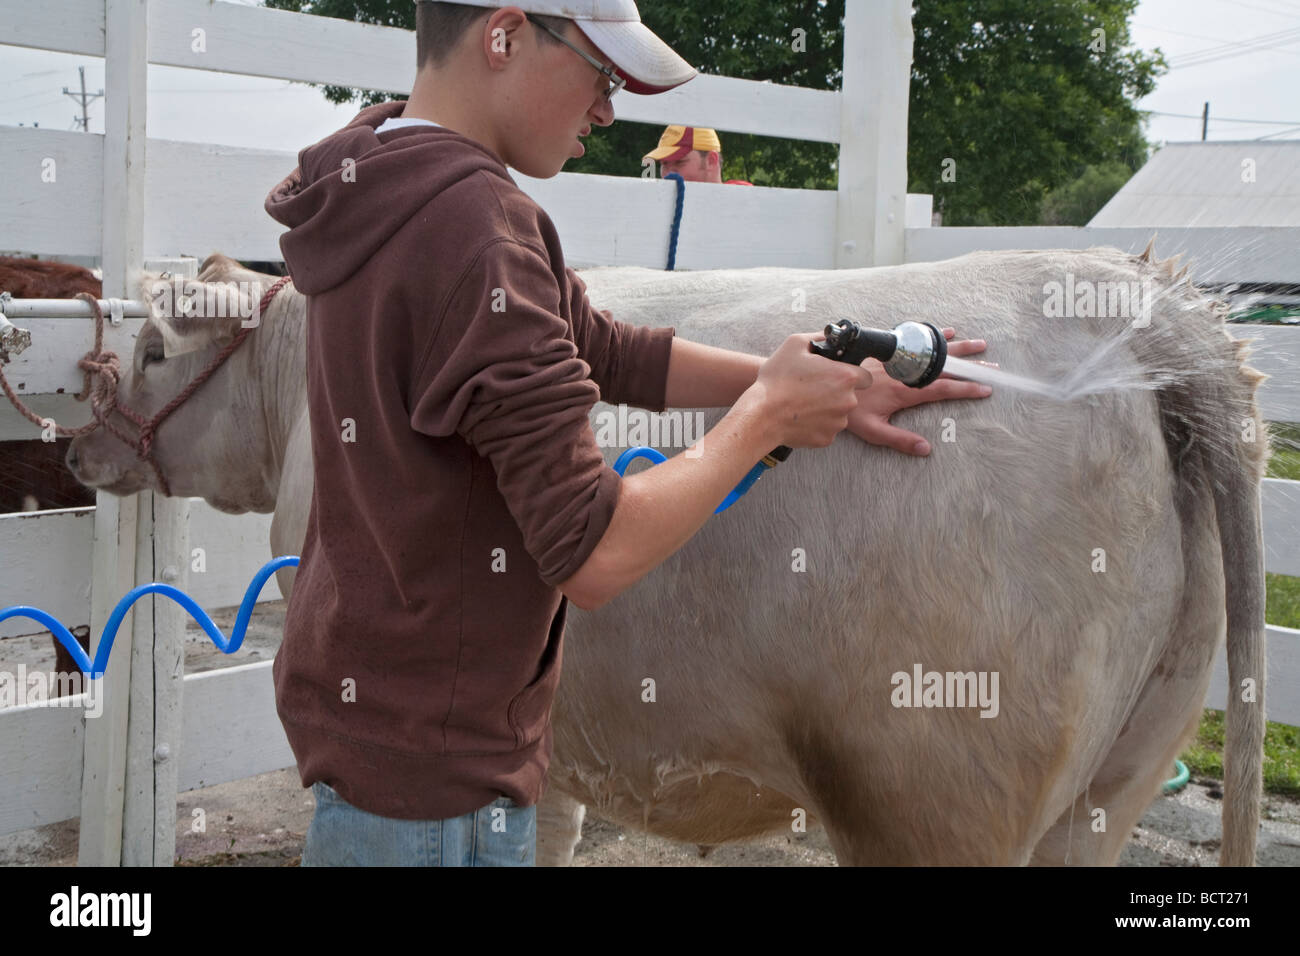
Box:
[560,338,770,610]
[562,387,780,609]
[663,336,762,408]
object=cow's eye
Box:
[141,345,165,370]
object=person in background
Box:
[645,125,753,184]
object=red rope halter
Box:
[0,275,292,497]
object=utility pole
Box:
[63,66,104,132]
[1201,101,1209,141]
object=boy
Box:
[264,0,989,866]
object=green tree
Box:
[1038,160,1134,225]
[263,0,1164,223]
[911,1,1164,224]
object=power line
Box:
[1170,24,1300,58]
[1137,21,1300,59]
[1168,25,1300,67]
[1257,123,1300,138]
[0,96,67,116]
[1135,23,1242,42]
[1205,122,1299,135]
[1214,0,1300,21]
[1147,22,1300,46]
[5,87,74,105]
[1144,109,1300,125]
[1169,38,1300,67]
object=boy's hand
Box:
[846,328,993,456]
[750,332,873,450]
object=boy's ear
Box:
[482,7,528,65]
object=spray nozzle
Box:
[810,319,947,388]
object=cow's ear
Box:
[204,277,276,348]
[137,272,219,358]
[202,279,261,348]
[160,315,229,358]
[205,311,248,350]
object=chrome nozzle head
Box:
[883,321,947,388]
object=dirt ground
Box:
[3,601,1298,867]
[5,766,1299,867]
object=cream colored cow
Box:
[68,248,1267,866]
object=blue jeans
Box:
[301,781,536,866]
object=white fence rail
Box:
[0,124,844,270]
[0,660,290,834]
[5,0,842,143]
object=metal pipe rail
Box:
[0,293,151,358]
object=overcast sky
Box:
[1,0,1298,159]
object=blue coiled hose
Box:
[613,446,770,514]
[0,554,299,678]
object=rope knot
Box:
[137,423,156,458]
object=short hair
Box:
[415,1,570,72]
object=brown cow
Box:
[0,256,101,299]
[1,257,100,677]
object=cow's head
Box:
[66,254,295,514]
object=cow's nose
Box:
[66,445,79,471]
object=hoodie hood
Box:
[265,100,513,295]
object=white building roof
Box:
[1088,141,1300,228]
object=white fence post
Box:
[77,492,137,865]
[835,0,913,268]
[121,490,190,865]
[123,258,195,867]
[121,491,157,865]
[78,0,149,867]
[99,0,147,300]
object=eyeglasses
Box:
[526,14,626,101]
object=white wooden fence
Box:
[0,0,1296,864]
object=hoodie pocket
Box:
[507,597,566,749]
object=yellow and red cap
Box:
[644,125,723,162]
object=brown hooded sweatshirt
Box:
[263,99,675,820]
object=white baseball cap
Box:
[418,0,697,94]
